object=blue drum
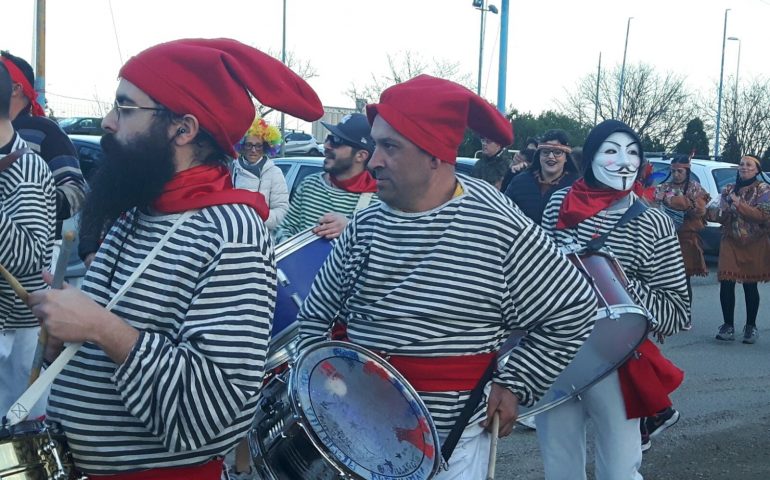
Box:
[267,229,334,372]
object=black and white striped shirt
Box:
[541,188,689,336]
[47,204,275,474]
[296,175,597,436]
[0,134,55,330]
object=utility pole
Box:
[616,17,633,119]
[496,0,509,113]
[34,0,47,112]
[714,8,730,161]
[594,52,602,126]
[280,0,287,154]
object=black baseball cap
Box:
[321,113,374,153]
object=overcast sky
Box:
[5,0,769,130]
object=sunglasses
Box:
[326,134,353,149]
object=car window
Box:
[291,165,323,200]
[455,162,475,176]
[648,161,701,186]
[712,168,737,194]
[75,145,104,180]
[277,163,292,176]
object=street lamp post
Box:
[280,0,287,155]
[616,17,633,119]
[714,8,731,161]
[727,36,741,115]
[473,0,498,96]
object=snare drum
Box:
[0,420,82,479]
[267,229,334,372]
[501,248,651,419]
[250,341,441,480]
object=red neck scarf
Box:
[1,58,45,117]
[557,178,647,229]
[153,164,269,220]
[329,170,378,193]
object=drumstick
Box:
[0,263,29,304]
[29,231,76,385]
[486,411,500,480]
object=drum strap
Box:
[0,148,32,173]
[354,192,374,211]
[585,199,648,251]
[440,355,497,464]
[4,210,195,425]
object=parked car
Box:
[68,134,104,181]
[58,117,105,136]
[282,131,323,156]
[274,156,478,200]
[647,157,738,255]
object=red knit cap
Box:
[120,38,323,157]
[366,75,513,164]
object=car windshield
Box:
[712,168,738,193]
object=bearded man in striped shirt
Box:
[296,75,598,479]
[25,39,323,479]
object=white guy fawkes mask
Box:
[592,131,641,191]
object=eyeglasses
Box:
[540,149,566,158]
[112,100,166,120]
[325,134,352,149]
[242,142,264,151]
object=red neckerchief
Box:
[153,164,269,220]
[1,58,45,117]
[329,170,377,193]
[557,178,647,229]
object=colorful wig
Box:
[239,116,282,157]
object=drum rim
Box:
[509,307,651,420]
[275,227,326,260]
[288,340,442,479]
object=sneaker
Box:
[645,407,680,438]
[742,325,758,344]
[715,324,735,341]
[641,432,651,453]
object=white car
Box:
[647,157,738,255]
[281,131,323,156]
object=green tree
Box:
[722,133,742,164]
[674,118,710,158]
[641,135,666,154]
[510,109,590,150]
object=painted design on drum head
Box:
[295,343,438,479]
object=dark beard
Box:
[79,124,176,244]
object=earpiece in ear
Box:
[177,128,187,135]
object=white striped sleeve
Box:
[497,222,597,406]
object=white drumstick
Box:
[487,411,500,480]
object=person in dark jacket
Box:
[504,129,579,224]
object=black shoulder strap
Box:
[585,198,648,252]
[0,148,32,173]
[440,355,497,464]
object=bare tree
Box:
[559,63,699,150]
[345,50,475,105]
[704,76,770,162]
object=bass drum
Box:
[0,420,83,479]
[250,341,441,480]
[266,229,334,372]
[501,248,651,419]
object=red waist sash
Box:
[87,458,223,480]
[386,352,496,392]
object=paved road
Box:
[494,269,770,479]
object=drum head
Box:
[290,341,440,480]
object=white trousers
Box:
[435,422,492,480]
[536,371,643,480]
[0,327,49,421]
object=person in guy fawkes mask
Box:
[539,120,690,479]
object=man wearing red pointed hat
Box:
[1,51,87,249]
[296,75,597,477]
[539,119,688,479]
[25,38,323,479]
[275,113,378,243]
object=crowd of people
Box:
[0,36,768,480]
